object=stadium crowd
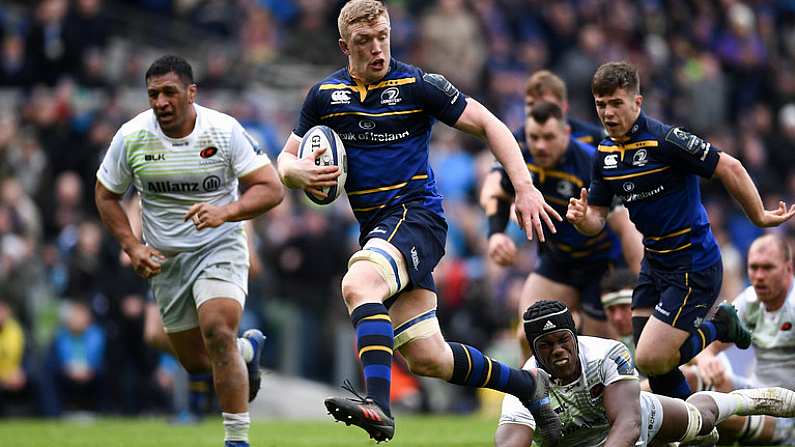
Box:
[0,0,794,418]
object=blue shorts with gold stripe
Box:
[536,253,611,320]
[633,260,722,331]
[360,201,447,299]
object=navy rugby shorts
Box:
[360,201,447,301]
[633,260,722,331]
[535,254,610,320]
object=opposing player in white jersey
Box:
[496,301,795,447]
[95,55,284,447]
[695,234,795,444]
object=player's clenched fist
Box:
[488,233,517,266]
[566,188,589,225]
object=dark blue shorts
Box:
[535,254,610,320]
[360,202,447,300]
[632,260,723,331]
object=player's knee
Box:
[404,348,445,378]
[635,349,677,376]
[686,393,719,433]
[341,273,372,308]
[201,321,237,358]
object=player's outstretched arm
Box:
[603,379,642,447]
[566,188,608,236]
[455,98,561,242]
[714,152,795,227]
[95,181,164,278]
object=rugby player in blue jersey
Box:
[481,101,642,359]
[519,70,605,147]
[566,61,795,400]
[277,0,563,443]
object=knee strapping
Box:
[349,247,408,297]
[393,309,440,349]
[679,401,704,443]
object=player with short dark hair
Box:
[95,54,282,447]
[567,61,795,400]
[522,70,605,146]
[495,301,795,447]
[277,0,562,443]
[481,101,642,358]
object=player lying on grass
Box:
[495,300,795,447]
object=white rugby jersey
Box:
[733,282,795,389]
[499,336,638,447]
[97,104,270,252]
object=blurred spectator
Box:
[25,0,78,86]
[0,298,37,416]
[418,0,486,93]
[41,300,107,416]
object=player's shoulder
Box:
[313,66,350,89]
[572,137,597,158]
[579,336,628,359]
[118,109,157,137]
[195,103,241,130]
[634,113,671,140]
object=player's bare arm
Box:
[184,164,284,230]
[713,152,795,227]
[606,207,643,273]
[277,136,340,197]
[494,422,534,447]
[603,379,642,447]
[95,181,165,278]
[567,188,608,236]
[454,98,561,242]
[480,170,518,266]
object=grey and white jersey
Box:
[499,336,640,447]
[97,104,270,253]
[734,282,795,390]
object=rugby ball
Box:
[298,125,347,205]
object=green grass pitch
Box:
[0,415,498,447]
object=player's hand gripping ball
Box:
[298,125,348,205]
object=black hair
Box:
[145,55,194,86]
[528,101,565,125]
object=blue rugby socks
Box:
[679,321,720,364]
[649,368,692,399]
[351,303,394,416]
[448,342,536,401]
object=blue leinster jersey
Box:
[588,112,722,272]
[496,137,620,264]
[293,59,467,232]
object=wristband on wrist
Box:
[487,200,511,237]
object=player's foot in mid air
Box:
[242,329,266,402]
[524,368,562,447]
[712,302,752,349]
[325,380,395,443]
[730,387,795,417]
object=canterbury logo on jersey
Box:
[330,90,351,104]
